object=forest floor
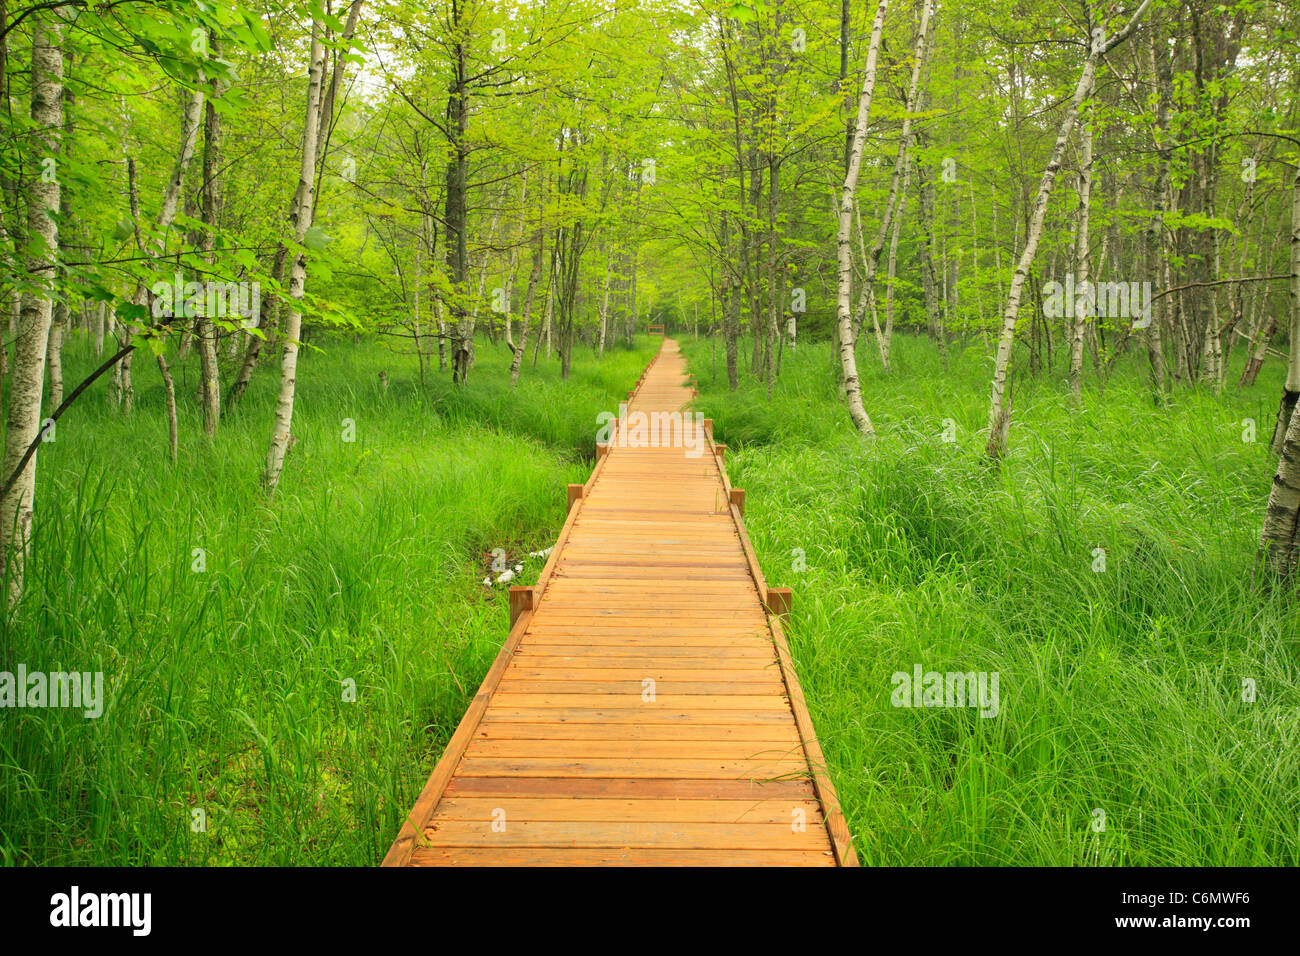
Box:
[2,330,1297,865]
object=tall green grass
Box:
[0,333,653,865]
[682,333,1300,865]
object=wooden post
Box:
[704,418,713,438]
[715,443,726,462]
[567,483,585,510]
[596,443,609,460]
[766,587,793,620]
[509,586,534,628]
[729,488,746,516]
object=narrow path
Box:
[383,339,855,866]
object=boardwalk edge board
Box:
[700,390,859,868]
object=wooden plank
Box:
[499,667,784,682]
[408,847,833,866]
[442,776,816,800]
[484,693,792,710]
[464,739,805,760]
[479,707,796,725]
[492,680,785,696]
[473,723,802,743]
[508,586,534,628]
[512,644,773,659]
[418,821,824,849]
[431,798,824,824]
[454,757,810,779]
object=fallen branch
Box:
[0,343,134,502]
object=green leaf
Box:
[303,227,333,251]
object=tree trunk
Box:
[1257,159,1300,576]
[511,218,543,386]
[197,31,223,436]
[157,353,178,464]
[264,23,326,492]
[446,7,472,385]
[1143,21,1171,400]
[834,0,889,436]
[230,4,362,404]
[1069,100,1094,402]
[985,2,1151,458]
[0,12,64,601]
[597,241,613,358]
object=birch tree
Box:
[1069,100,1094,402]
[197,30,223,436]
[984,0,1151,459]
[0,10,65,601]
[264,23,326,493]
[116,84,206,414]
[1256,158,1300,578]
[863,0,934,372]
[834,0,889,436]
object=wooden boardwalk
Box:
[383,339,855,866]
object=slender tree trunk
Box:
[1241,234,1281,388]
[157,354,178,463]
[118,87,204,417]
[511,219,543,386]
[721,212,740,390]
[1069,100,1094,402]
[1143,24,1171,400]
[985,2,1151,458]
[0,11,64,601]
[1276,166,1300,452]
[93,300,105,355]
[867,0,933,372]
[834,0,889,436]
[46,301,64,409]
[197,31,223,436]
[264,24,326,492]
[597,241,613,358]
[766,144,780,392]
[230,4,362,404]
[446,6,472,385]
[1257,160,1300,576]
[44,74,74,412]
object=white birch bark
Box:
[197,33,223,436]
[834,0,889,436]
[1069,100,1093,402]
[0,12,64,600]
[985,0,1151,458]
[93,300,105,355]
[119,86,205,415]
[264,24,326,493]
[1257,157,1300,576]
[597,243,613,358]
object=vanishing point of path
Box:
[383,339,856,866]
